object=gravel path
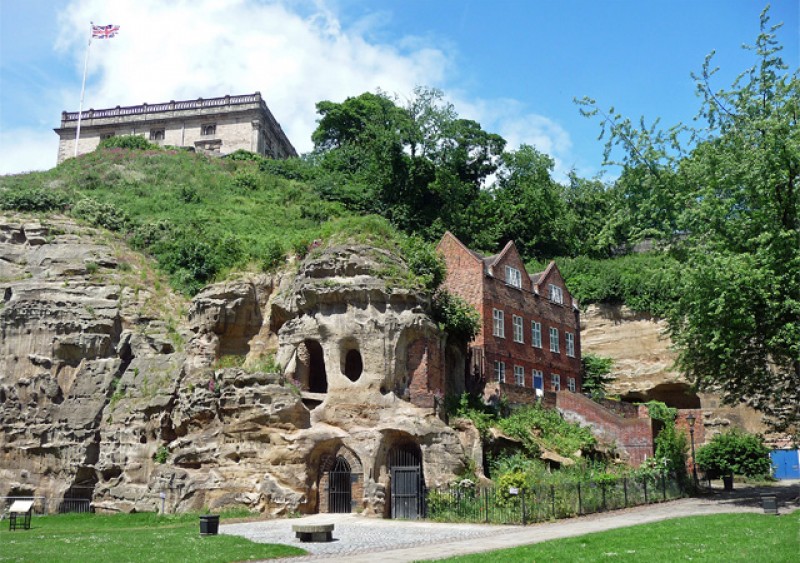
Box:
[221,513,517,560]
[221,481,800,562]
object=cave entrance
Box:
[62,467,96,513]
[389,442,424,520]
[305,339,328,393]
[327,456,352,513]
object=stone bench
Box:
[292,523,334,542]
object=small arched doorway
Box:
[328,456,352,513]
[389,443,424,519]
[305,339,328,393]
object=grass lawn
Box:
[0,512,305,563]
[429,510,800,562]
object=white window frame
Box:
[493,309,505,338]
[549,327,560,353]
[568,377,576,392]
[531,321,542,348]
[494,361,506,383]
[505,265,522,288]
[514,365,524,386]
[549,284,564,304]
[551,373,561,391]
[532,369,544,390]
[566,332,575,357]
[512,315,524,343]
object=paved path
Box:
[221,481,800,562]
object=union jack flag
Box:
[91,24,120,39]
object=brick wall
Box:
[480,252,582,394]
[556,392,654,466]
[437,233,485,346]
[407,336,444,409]
[438,232,583,404]
[317,448,365,514]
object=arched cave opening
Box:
[305,339,328,393]
[343,349,363,382]
[621,382,701,409]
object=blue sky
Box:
[1,0,797,177]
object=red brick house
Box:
[437,232,582,400]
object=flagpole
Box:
[74,23,93,158]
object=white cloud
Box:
[4,0,579,180]
[0,129,58,175]
[53,0,451,154]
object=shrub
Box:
[232,169,262,191]
[153,446,169,464]
[98,135,159,151]
[529,252,680,317]
[581,353,615,399]
[695,429,772,478]
[431,290,481,342]
[647,401,689,477]
[225,149,264,162]
[259,239,286,271]
[0,188,71,212]
[401,236,445,291]
[497,404,595,458]
[71,198,130,232]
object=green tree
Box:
[580,8,799,430]
[581,353,615,399]
[695,429,772,478]
[490,145,573,260]
[562,172,616,257]
[311,88,506,243]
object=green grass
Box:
[0,512,305,563]
[427,510,800,562]
[0,147,431,295]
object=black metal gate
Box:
[389,444,424,519]
[328,456,352,513]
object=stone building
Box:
[437,232,583,401]
[54,92,296,163]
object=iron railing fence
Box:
[1,496,92,516]
[426,472,687,525]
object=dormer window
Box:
[201,123,217,136]
[548,284,563,304]
[505,265,522,288]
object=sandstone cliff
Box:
[0,215,471,516]
[581,303,768,440]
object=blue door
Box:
[770,449,800,479]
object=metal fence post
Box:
[550,484,556,518]
[662,473,667,501]
[644,477,648,504]
[484,488,489,524]
[577,482,582,516]
[521,488,527,525]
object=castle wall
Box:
[55,93,296,163]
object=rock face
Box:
[581,303,768,441]
[0,218,470,516]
